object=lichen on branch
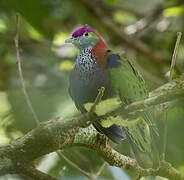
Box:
[0,76,184,179]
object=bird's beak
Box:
[65,37,75,43]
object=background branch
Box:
[169,32,182,81]
[80,0,169,62]
[95,162,106,178]
[57,151,91,178]
[14,13,40,126]
[162,31,182,160]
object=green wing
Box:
[107,52,148,103]
[107,52,156,126]
[106,51,159,168]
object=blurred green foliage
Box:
[0,0,184,179]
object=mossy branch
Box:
[0,76,184,179]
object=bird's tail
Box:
[93,121,126,144]
[128,136,160,169]
[123,123,160,169]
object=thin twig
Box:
[169,32,182,81]
[57,151,91,178]
[162,32,182,159]
[57,151,106,180]
[95,162,106,177]
[162,110,168,160]
[90,87,105,113]
[14,13,40,126]
[80,0,168,62]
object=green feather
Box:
[107,52,147,103]
[106,51,160,168]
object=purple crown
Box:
[72,24,94,37]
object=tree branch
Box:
[90,139,184,180]
[0,76,184,179]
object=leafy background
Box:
[0,0,184,179]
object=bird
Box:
[65,24,160,168]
